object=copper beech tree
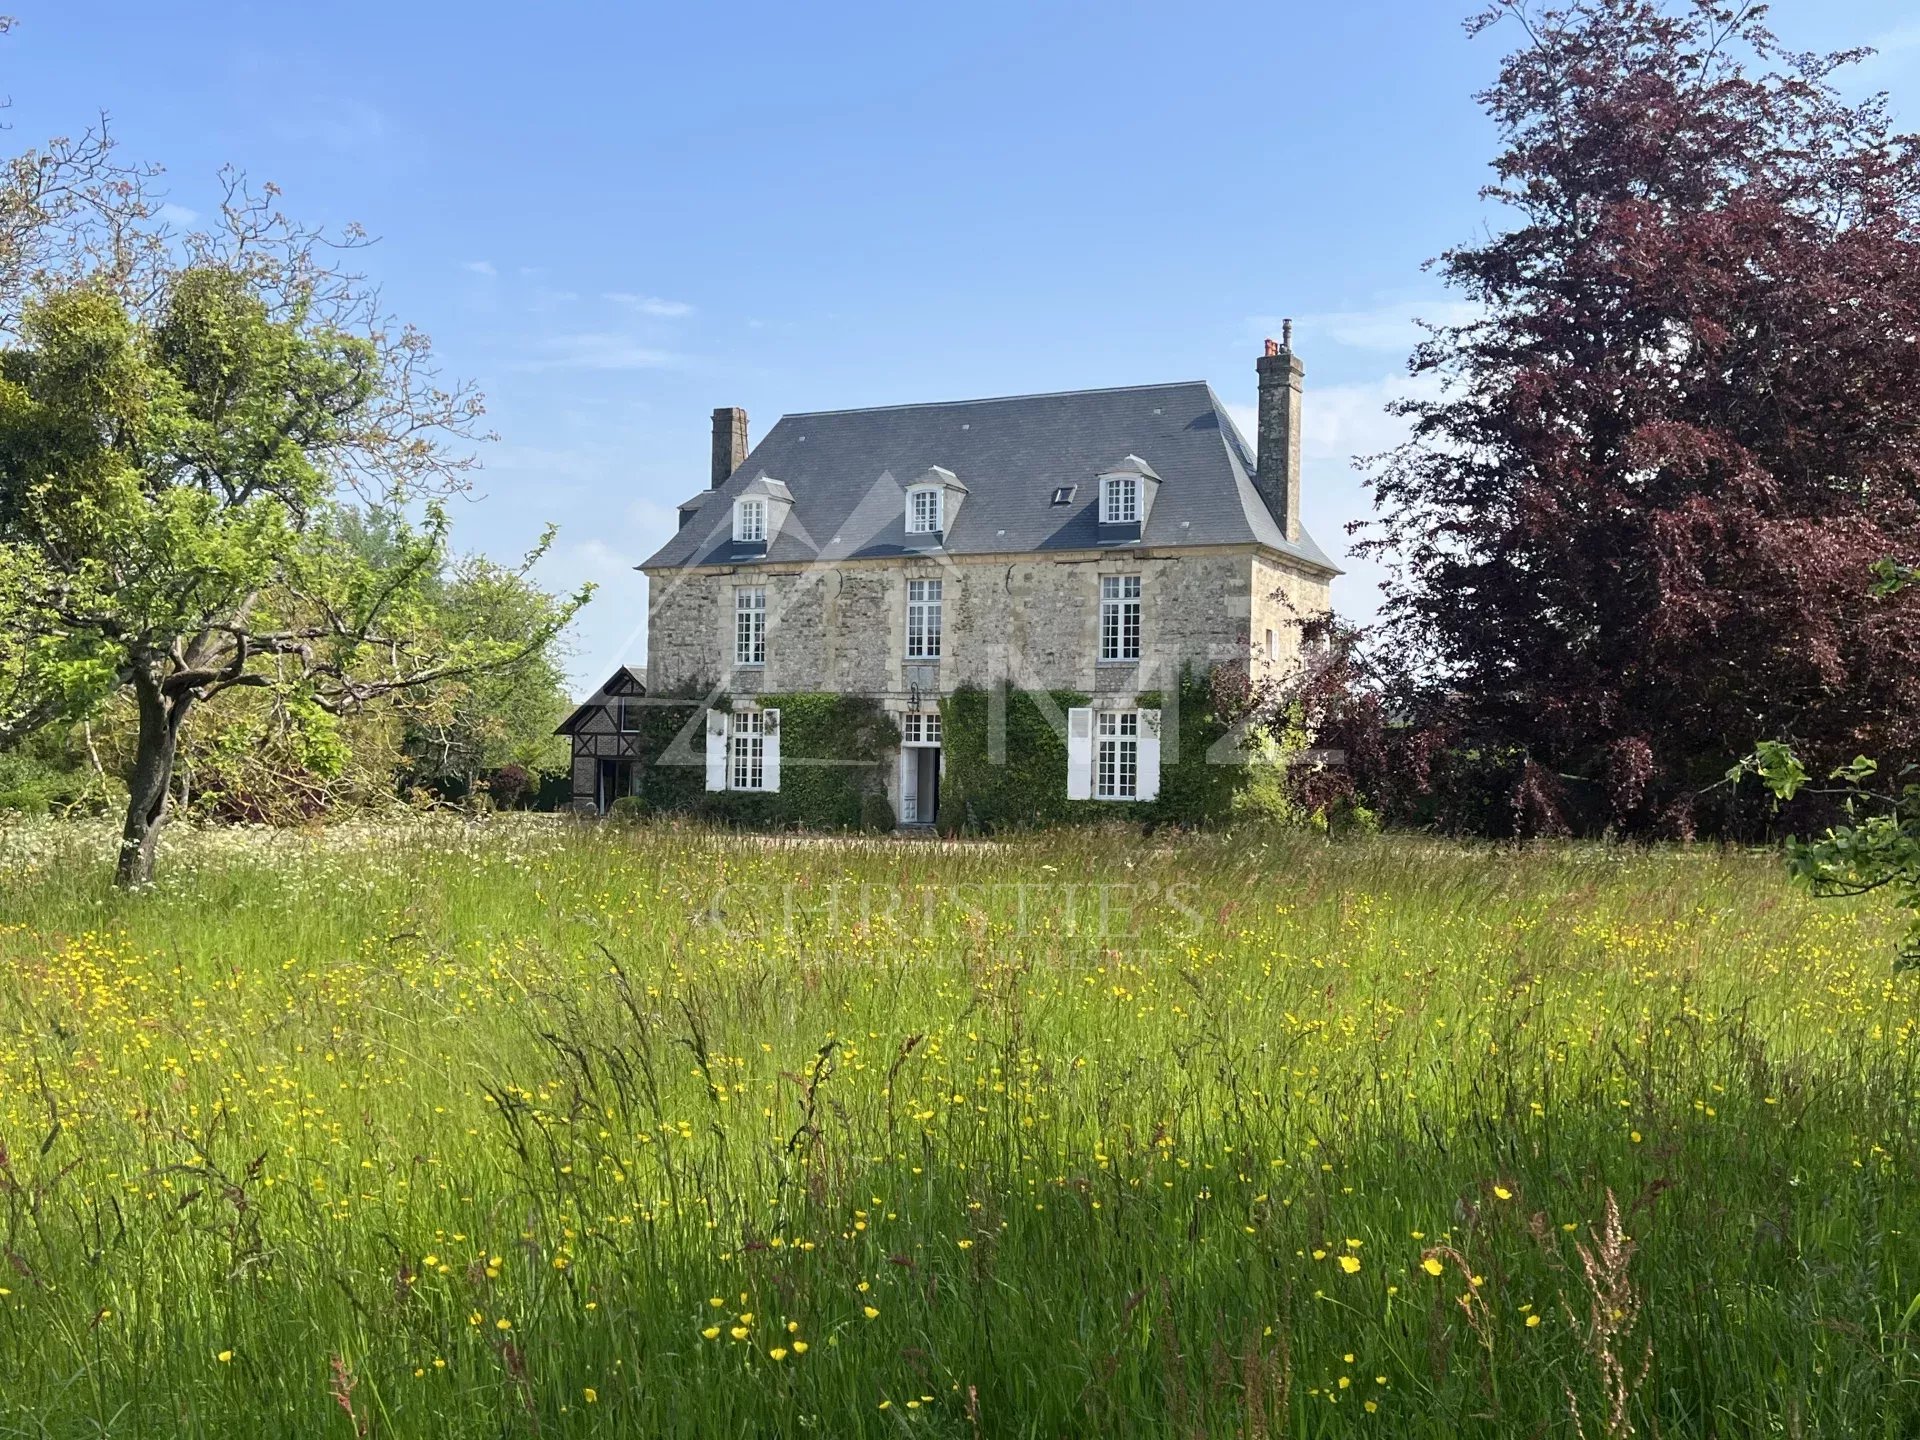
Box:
[1359,0,1920,836]
[0,118,586,885]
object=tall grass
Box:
[0,816,1914,1437]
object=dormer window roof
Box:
[1098,455,1160,527]
[904,465,967,540]
[731,475,794,549]
[734,496,767,543]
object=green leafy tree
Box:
[1735,564,1920,964]
[0,167,587,882]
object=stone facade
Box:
[645,544,1331,702]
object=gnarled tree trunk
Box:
[116,672,192,888]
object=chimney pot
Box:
[711,406,748,489]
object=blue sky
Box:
[9,1,1918,690]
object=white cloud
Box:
[515,334,686,372]
[156,202,199,226]
[1225,371,1447,628]
[1224,370,1439,472]
[604,292,695,319]
[461,259,498,277]
[1250,298,1479,356]
[1852,22,1920,93]
[540,500,681,685]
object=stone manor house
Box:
[559,335,1338,823]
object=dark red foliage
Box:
[1357,0,1920,836]
[486,762,531,809]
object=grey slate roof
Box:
[640,382,1339,573]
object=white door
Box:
[900,746,920,823]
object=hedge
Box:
[618,686,898,830]
[936,667,1289,832]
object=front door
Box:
[901,745,940,825]
[917,746,940,826]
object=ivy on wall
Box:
[606,667,1298,834]
[937,667,1294,833]
[615,686,898,830]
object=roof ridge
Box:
[780,379,1209,421]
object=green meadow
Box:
[0,817,1913,1437]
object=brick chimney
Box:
[711,406,748,489]
[1254,322,1303,543]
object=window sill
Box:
[1094,658,1140,667]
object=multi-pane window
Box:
[907,579,943,659]
[735,586,766,666]
[907,487,943,534]
[1095,710,1140,799]
[730,709,766,791]
[901,710,942,746]
[1099,574,1142,662]
[735,498,767,543]
[1101,475,1139,524]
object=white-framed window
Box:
[706,707,780,793]
[1096,710,1140,799]
[1067,705,1159,803]
[617,695,643,733]
[730,708,767,790]
[735,586,766,666]
[907,578,943,659]
[734,497,767,543]
[907,486,943,535]
[1265,628,1278,663]
[901,710,942,746]
[1101,475,1139,525]
[1099,574,1142,662]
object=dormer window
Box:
[1101,475,1139,525]
[907,485,943,535]
[734,497,767,543]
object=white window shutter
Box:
[705,710,728,791]
[898,745,917,823]
[1066,707,1093,801]
[761,707,781,793]
[1137,708,1162,801]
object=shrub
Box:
[607,795,649,824]
[860,792,897,833]
[0,787,49,816]
[486,763,532,810]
